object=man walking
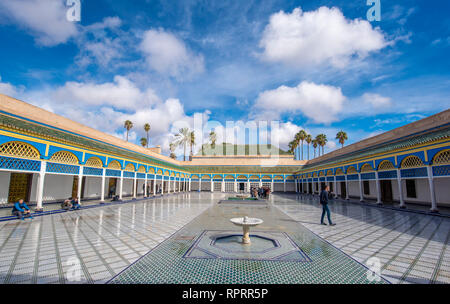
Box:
[320,186,335,226]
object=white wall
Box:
[201,181,211,191]
[191,181,199,191]
[273,183,284,192]
[43,174,73,202]
[348,181,359,198]
[0,172,10,204]
[137,179,145,196]
[286,183,295,192]
[435,177,450,206]
[362,180,377,200]
[122,179,133,196]
[402,178,430,205]
[83,177,101,199]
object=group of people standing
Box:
[250,186,271,199]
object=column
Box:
[35,161,47,211]
[247,179,250,193]
[221,178,225,192]
[168,176,171,193]
[397,168,405,208]
[271,179,274,192]
[133,174,137,199]
[144,174,148,197]
[427,166,438,212]
[100,168,106,202]
[119,170,123,200]
[77,166,83,202]
[199,178,202,192]
[160,177,164,195]
[358,173,363,202]
[312,180,315,195]
[153,175,157,195]
[234,178,237,193]
[189,178,191,192]
[334,177,338,198]
[283,178,286,192]
[375,171,381,205]
[295,179,298,193]
[259,178,262,188]
[345,175,349,200]
[211,179,213,192]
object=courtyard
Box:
[0,192,447,284]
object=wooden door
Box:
[8,173,32,203]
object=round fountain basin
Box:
[213,235,278,254]
[230,217,263,227]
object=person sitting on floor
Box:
[70,197,81,210]
[61,198,73,210]
[12,199,33,220]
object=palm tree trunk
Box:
[307,144,310,160]
[301,140,303,160]
[126,130,129,141]
[183,142,186,161]
[146,132,149,148]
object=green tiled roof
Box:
[183,165,304,174]
[197,143,291,156]
[300,126,450,171]
[0,113,185,170]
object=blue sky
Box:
[0,0,449,158]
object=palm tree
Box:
[124,120,133,141]
[288,140,296,154]
[140,137,147,147]
[305,134,312,160]
[295,130,307,160]
[189,131,195,160]
[312,139,318,158]
[336,130,348,148]
[169,142,176,159]
[316,134,328,156]
[174,128,190,161]
[144,123,151,148]
[209,131,217,149]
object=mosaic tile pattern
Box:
[0,192,448,284]
[109,201,387,284]
[183,230,311,262]
[0,193,213,284]
[273,193,450,284]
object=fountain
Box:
[230,216,263,244]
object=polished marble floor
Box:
[0,193,213,284]
[0,192,448,284]
[274,193,450,284]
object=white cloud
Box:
[259,6,388,68]
[140,29,204,79]
[0,0,78,46]
[270,122,302,149]
[253,81,346,123]
[362,93,392,108]
[52,76,160,110]
[0,76,21,96]
[326,141,337,150]
[74,17,129,68]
